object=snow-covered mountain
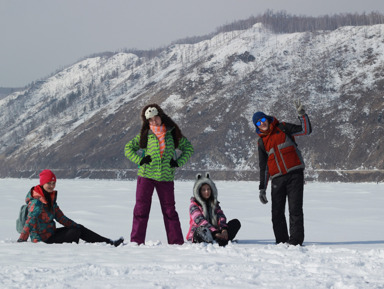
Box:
[1,23,383,181]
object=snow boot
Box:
[111,237,124,247]
[194,227,213,244]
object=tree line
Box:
[17,10,384,91]
[173,10,384,45]
[252,10,384,33]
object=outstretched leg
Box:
[44,227,81,244]
[78,225,124,247]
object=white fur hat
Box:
[193,172,218,202]
[145,107,159,119]
[193,172,219,226]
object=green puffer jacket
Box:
[124,127,194,181]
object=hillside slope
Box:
[1,23,383,181]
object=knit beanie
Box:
[39,169,57,185]
[252,111,267,127]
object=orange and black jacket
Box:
[257,114,312,190]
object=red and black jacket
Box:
[257,114,312,190]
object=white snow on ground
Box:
[1,179,383,288]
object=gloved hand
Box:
[170,159,179,168]
[140,155,152,166]
[294,99,305,117]
[259,189,268,204]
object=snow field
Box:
[1,179,383,288]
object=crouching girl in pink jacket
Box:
[186,172,240,246]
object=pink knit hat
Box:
[39,169,57,185]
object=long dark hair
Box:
[139,103,183,149]
[41,186,53,210]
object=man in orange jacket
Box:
[253,100,312,246]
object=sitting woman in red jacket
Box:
[186,172,241,246]
[17,169,124,246]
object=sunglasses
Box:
[256,117,267,126]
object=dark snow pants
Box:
[193,219,241,246]
[271,170,304,245]
[214,219,241,247]
[44,225,111,244]
[130,176,184,245]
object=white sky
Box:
[1,0,383,87]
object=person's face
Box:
[148,115,162,126]
[43,181,56,193]
[200,184,212,200]
[257,117,269,130]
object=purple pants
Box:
[131,176,184,245]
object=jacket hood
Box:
[193,172,218,203]
[26,185,57,205]
[193,172,218,226]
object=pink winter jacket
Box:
[186,197,228,242]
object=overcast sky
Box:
[1,0,383,87]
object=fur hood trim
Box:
[193,172,218,226]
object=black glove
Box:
[259,189,268,204]
[294,99,306,117]
[170,159,179,168]
[140,155,152,166]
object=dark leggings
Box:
[215,219,241,246]
[193,219,241,246]
[44,225,111,245]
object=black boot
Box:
[110,237,124,247]
[193,227,213,243]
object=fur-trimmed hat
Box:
[139,103,183,149]
[193,172,218,226]
[144,106,159,119]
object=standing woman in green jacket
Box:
[124,104,194,245]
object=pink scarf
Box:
[150,124,166,157]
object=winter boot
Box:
[193,227,213,244]
[110,237,124,247]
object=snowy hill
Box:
[0,23,383,181]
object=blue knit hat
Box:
[252,111,271,127]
